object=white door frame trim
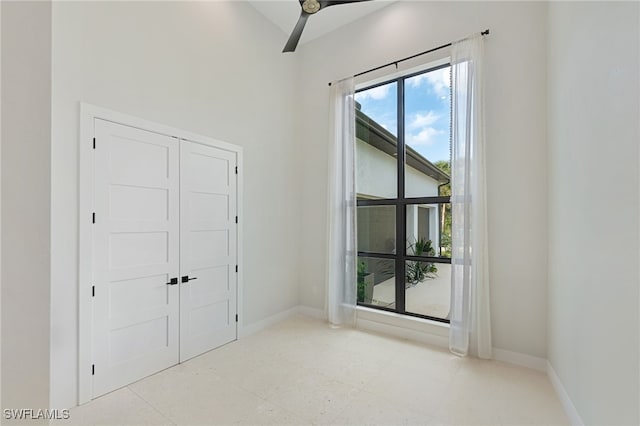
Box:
[78,103,243,404]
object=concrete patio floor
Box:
[371,263,451,319]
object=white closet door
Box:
[179,140,237,362]
[92,119,180,398]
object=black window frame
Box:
[356,63,452,324]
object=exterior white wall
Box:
[427,207,439,254]
[297,1,549,359]
[50,2,300,408]
[356,138,440,199]
[357,139,397,199]
[406,205,439,255]
[1,0,52,413]
[406,168,440,199]
[547,2,640,424]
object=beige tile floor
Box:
[58,315,569,426]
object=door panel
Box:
[189,230,230,266]
[92,119,180,398]
[108,232,168,268]
[180,141,237,362]
[190,192,229,224]
[109,186,169,222]
[108,274,170,317]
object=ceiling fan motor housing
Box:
[302,0,321,14]
[284,0,367,52]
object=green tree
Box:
[435,160,451,195]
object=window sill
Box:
[355,306,449,349]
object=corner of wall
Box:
[547,361,584,426]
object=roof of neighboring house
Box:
[355,106,450,184]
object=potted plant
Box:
[357,261,374,304]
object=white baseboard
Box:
[356,317,450,348]
[355,307,450,349]
[492,347,547,372]
[547,361,584,426]
[238,306,300,338]
[297,305,326,320]
[352,307,550,371]
[238,305,327,338]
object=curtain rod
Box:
[328,29,489,86]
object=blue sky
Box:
[355,66,451,164]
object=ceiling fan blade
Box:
[322,0,372,8]
[283,12,309,53]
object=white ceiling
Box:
[247,0,396,48]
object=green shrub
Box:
[406,238,437,287]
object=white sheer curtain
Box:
[327,77,357,327]
[449,34,492,358]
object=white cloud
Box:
[407,73,428,88]
[408,111,440,130]
[355,84,390,101]
[426,67,451,97]
[406,110,445,147]
[406,127,444,147]
[407,67,451,98]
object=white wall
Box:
[16,1,638,417]
[1,0,3,411]
[50,1,300,408]
[1,0,52,414]
[547,2,640,424]
[297,1,549,359]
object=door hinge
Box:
[93,138,96,149]
[235,216,238,224]
[92,212,95,224]
[235,166,238,175]
[92,364,95,375]
[92,286,95,297]
[235,314,238,323]
[235,265,238,273]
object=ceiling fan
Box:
[283,0,371,53]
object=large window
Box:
[355,63,452,322]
